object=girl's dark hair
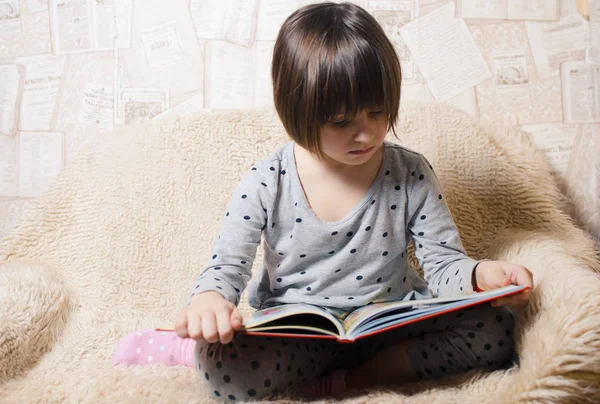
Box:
[271,2,402,157]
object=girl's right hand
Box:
[175,291,244,344]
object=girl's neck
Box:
[293,142,385,178]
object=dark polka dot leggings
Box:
[195,304,515,401]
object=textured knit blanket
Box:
[1,102,599,403]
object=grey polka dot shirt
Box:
[190,141,482,315]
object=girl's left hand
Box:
[473,260,534,308]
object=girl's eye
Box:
[332,119,348,126]
[369,110,383,116]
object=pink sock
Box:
[112,329,196,367]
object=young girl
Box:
[113,2,533,401]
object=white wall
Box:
[0,0,598,242]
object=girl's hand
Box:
[473,260,534,308]
[175,291,244,344]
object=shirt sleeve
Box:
[188,165,275,306]
[406,155,484,297]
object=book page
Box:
[456,0,507,20]
[521,123,578,184]
[114,0,132,48]
[507,0,560,21]
[25,0,48,14]
[0,135,19,197]
[588,0,600,63]
[253,41,275,108]
[153,93,207,120]
[18,131,64,198]
[472,22,562,128]
[241,303,343,337]
[119,0,203,97]
[0,64,24,138]
[77,83,114,129]
[565,124,600,240]
[492,50,530,102]
[0,0,22,34]
[0,0,51,60]
[222,0,259,47]
[525,14,587,79]
[91,0,115,51]
[115,88,169,125]
[205,41,255,109]
[369,0,419,82]
[189,0,227,40]
[255,0,298,41]
[399,2,491,101]
[49,0,94,54]
[51,52,114,159]
[561,61,600,123]
[16,55,66,132]
[345,285,526,339]
[444,88,480,120]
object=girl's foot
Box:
[300,368,347,399]
[112,329,196,367]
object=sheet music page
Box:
[114,0,132,48]
[445,88,480,120]
[507,0,560,21]
[521,123,578,183]
[92,0,115,51]
[16,55,66,131]
[589,0,600,63]
[255,0,298,41]
[49,0,94,54]
[205,41,255,109]
[565,124,600,240]
[189,0,227,40]
[561,61,600,124]
[18,131,64,198]
[0,0,51,60]
[456,0,507,20]
[153,94,207,120]
[253,41,275,108]
[222,0,259,47]
[399,1,491,101]
[77,83,114,129]
[51,52,114,158]
[115,88,169,125]
[491,50,530,102]
[0,0,22,34]
[120,0,203,97]
[525,14,587,79]
[369,0,419,82]
[0,64,24,138]
[419,0,448,15]
[0,135,19,197]
[25,0,48,13]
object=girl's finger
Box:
[230,308,243,330]
[201,312,219,343]
[175,308,190,338]
[187,311,203,341]
[216,308,234,344]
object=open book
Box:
[236,285,529,343]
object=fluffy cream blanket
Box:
[1,102,599,403]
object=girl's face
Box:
[318,107,388,168]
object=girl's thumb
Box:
[230,308,244,328]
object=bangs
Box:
[315,29,396,124]
[272,2,402,156]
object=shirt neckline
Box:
[286,141,389,226]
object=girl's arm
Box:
[406,155,484,297]
[188,165,276,306]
